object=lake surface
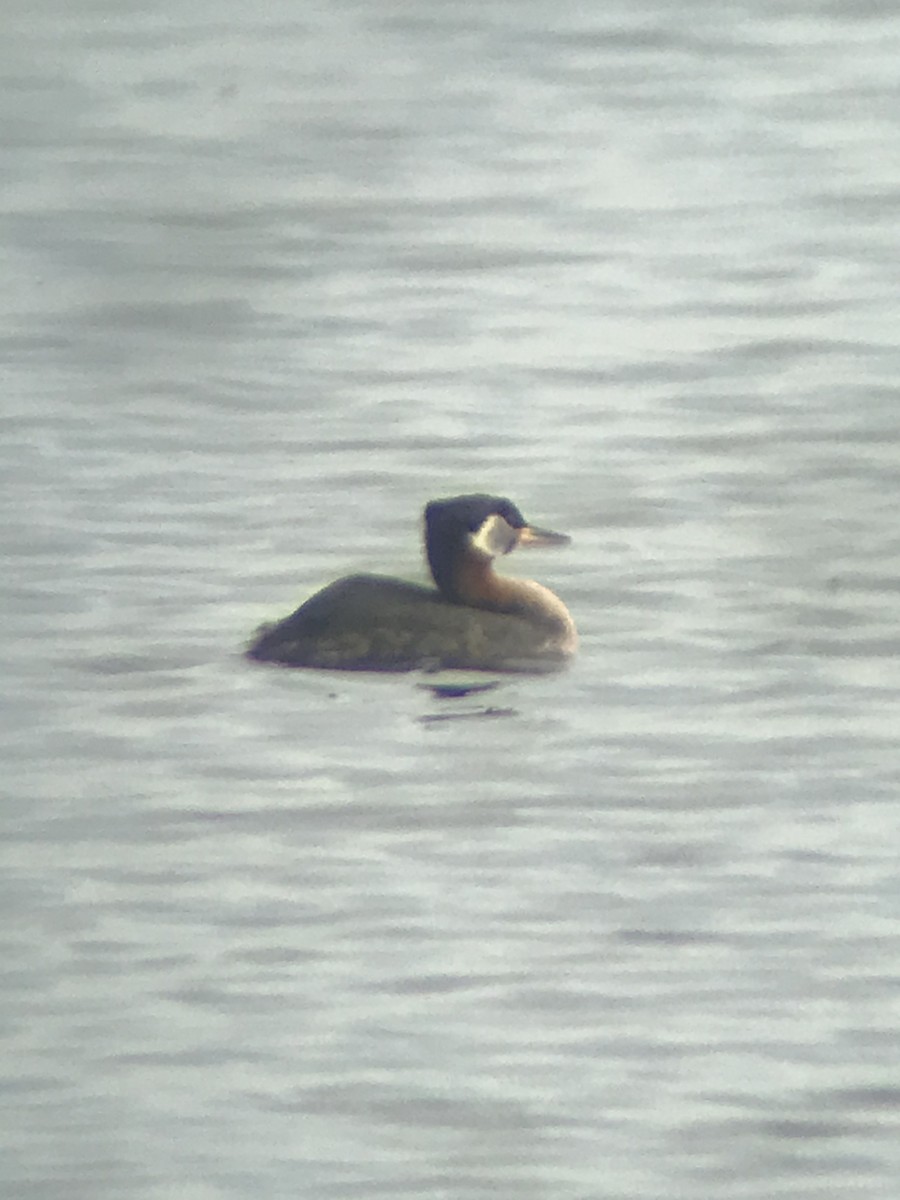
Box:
[3,1,900,1197]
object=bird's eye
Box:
[498,501,522,528]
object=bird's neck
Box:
[448,558,576,639]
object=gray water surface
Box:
[3,2,900,1197]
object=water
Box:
[3,1,900,1197]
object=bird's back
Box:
[246,574,570,673]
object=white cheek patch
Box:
[469,514,518,559]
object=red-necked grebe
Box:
[246,493,577,673]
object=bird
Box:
[246,493,576,673]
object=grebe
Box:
[246,494,577,673]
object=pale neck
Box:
[450,558,576,640]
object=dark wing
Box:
[246,574,566,673]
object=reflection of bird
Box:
[246,494,577,673]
